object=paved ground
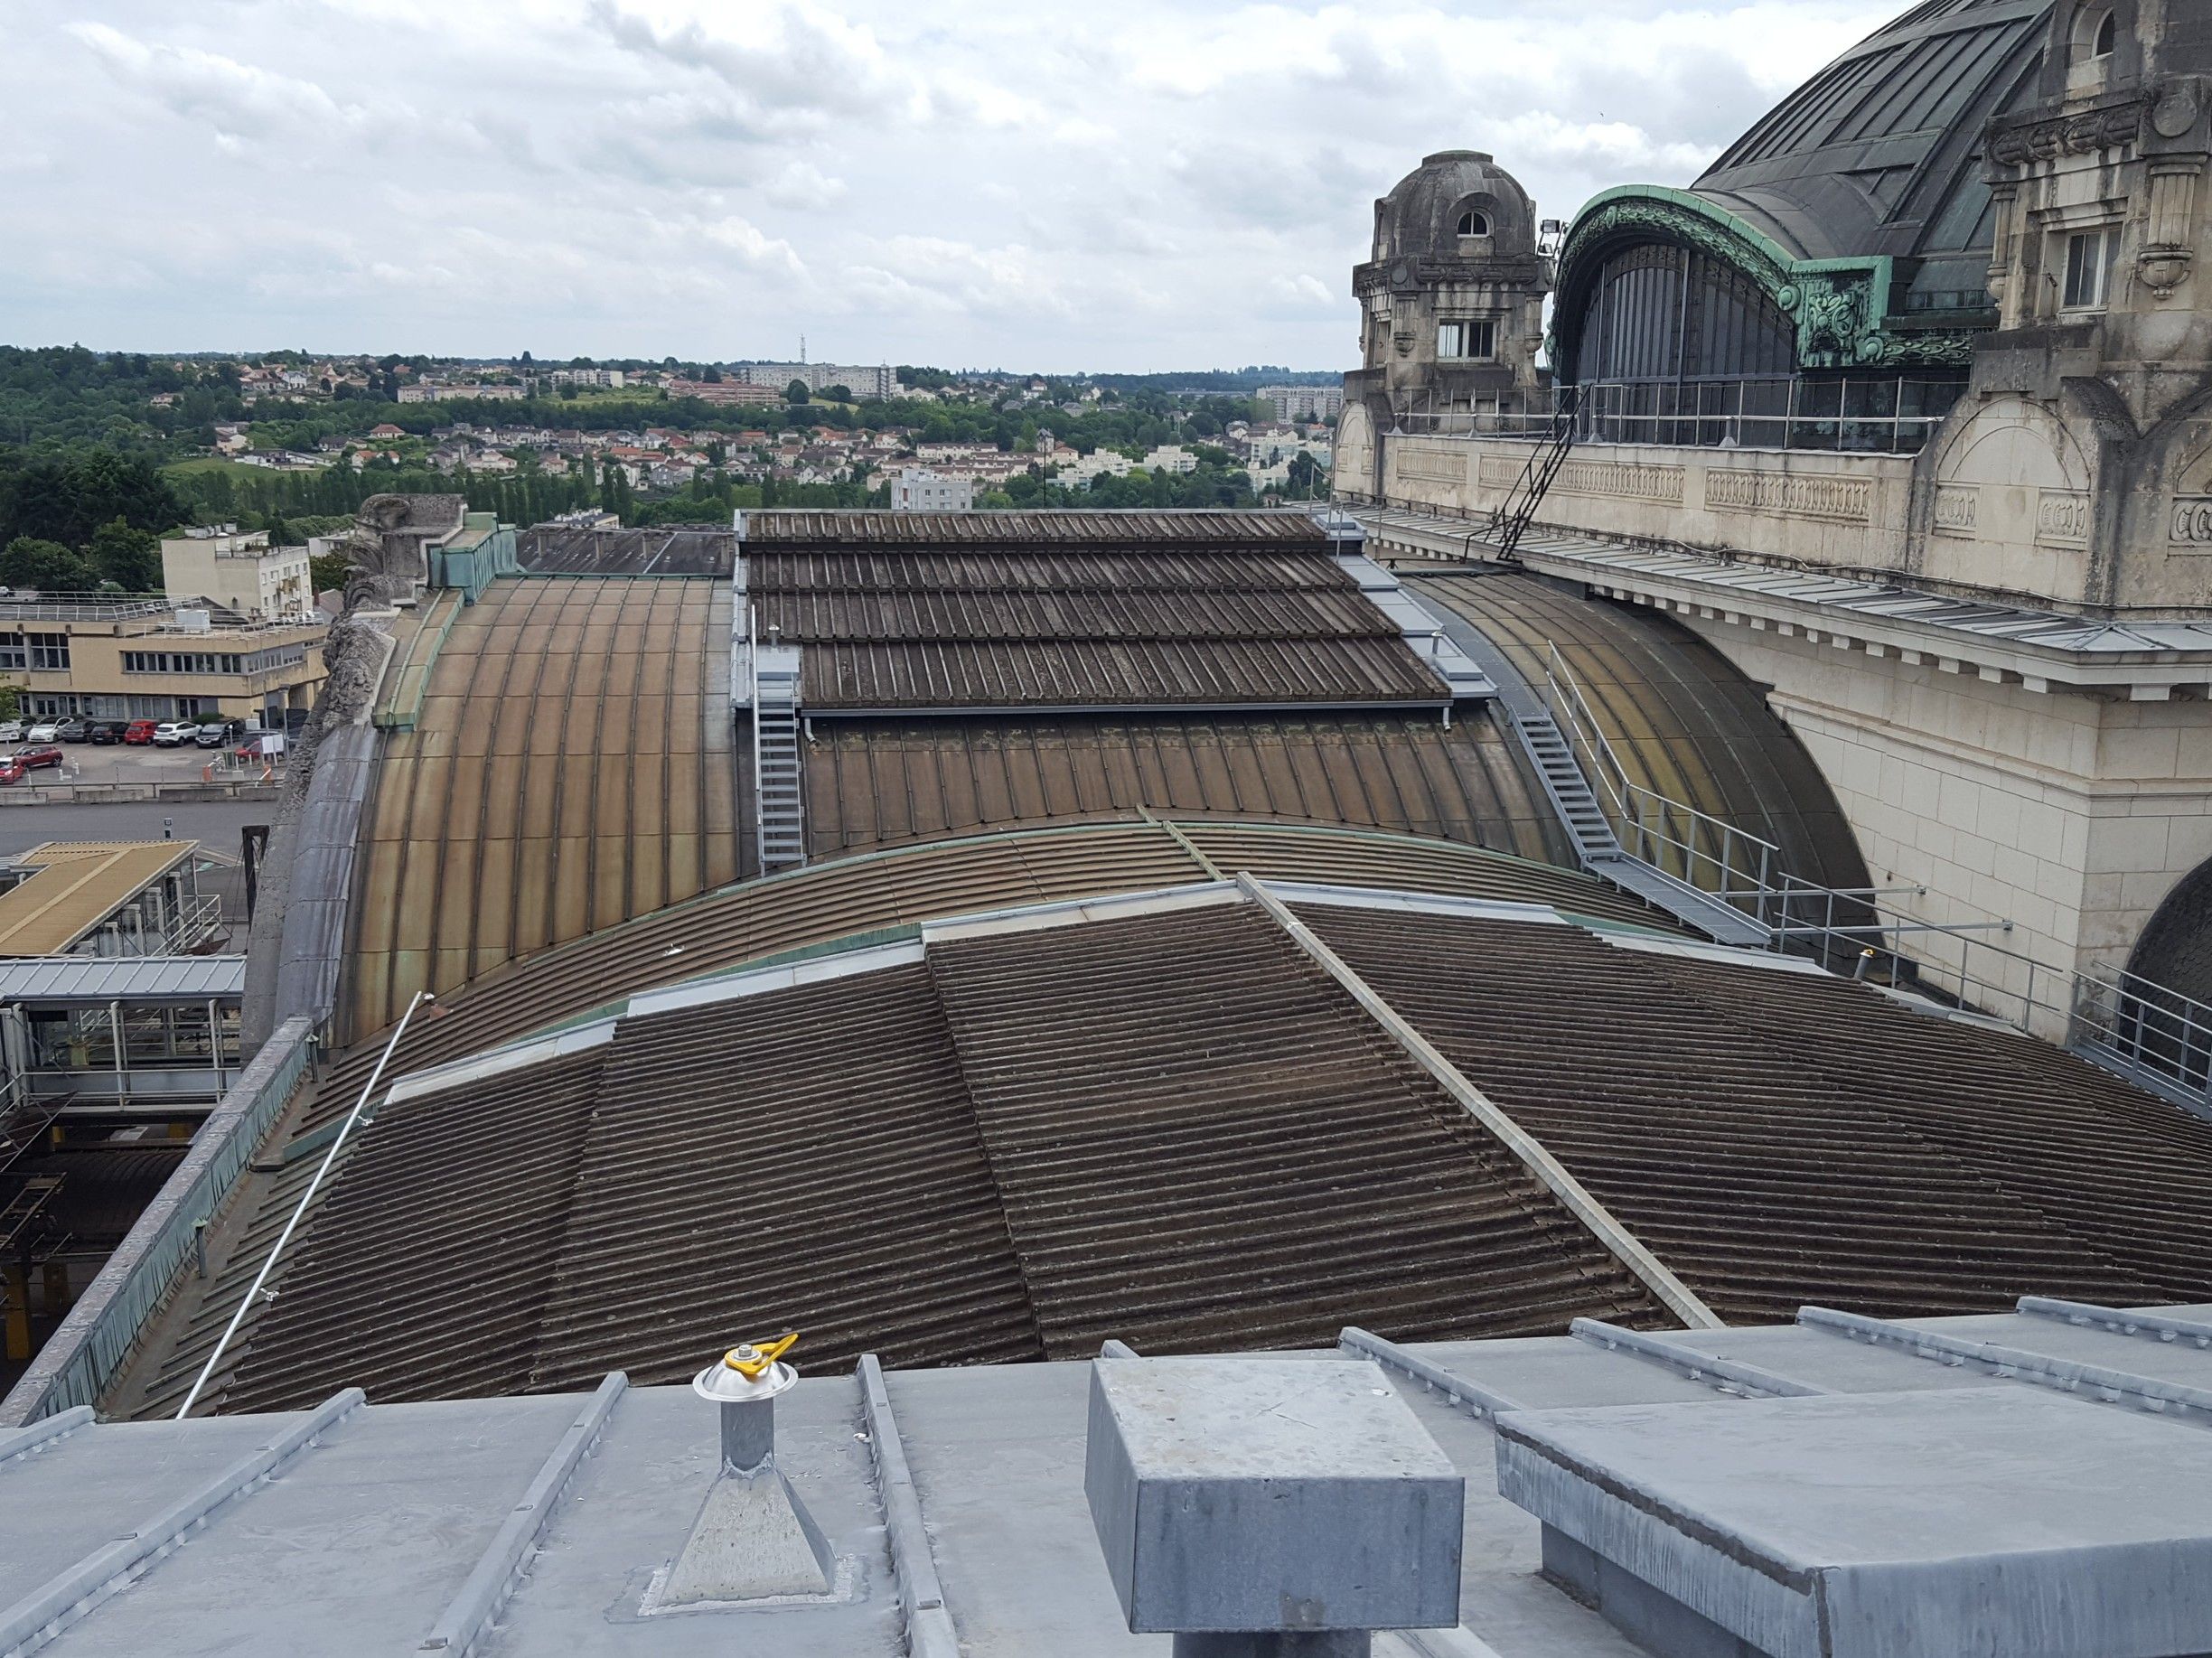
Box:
[5,741,249,789]
[0,800,274,858]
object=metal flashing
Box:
[2018,1297,2212,1350]
[624,938,926,1019]
[0,1386,363,1656]
[1258,879,1569,927]
[0,1409,92,1467]
[1799,1306,2212,1423]
[1338,1326,1531,1420]
[916,881,1238,945]
[421,1372,628,1657]
[858,1355,960,1658]
[1569,1318,1827,1399]
[382,1019,620,1109]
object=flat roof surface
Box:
[14,1300,2212,1658]
[0,840,199,957]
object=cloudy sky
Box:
[1,0,1897,371]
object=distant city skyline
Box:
[2,1,1897,370]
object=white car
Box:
[152,721,202,746]
[24,721,61,743]
[0,721,23,744]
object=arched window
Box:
[2073,5,2116,62]
[1456,211,1490,238]
[2095,10,2116,54]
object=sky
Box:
[0,0,1899,372]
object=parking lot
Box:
[0,735,277,790]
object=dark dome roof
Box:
[1692,0,2048,293]
[1372,150,1537,261]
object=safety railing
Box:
[1383,374,1964,455]
[1540,643,2075,1032]
[2069,963,2212,1111]
[0,1016,314,1426]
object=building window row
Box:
[123,650,248,675]
[27,633,69,671]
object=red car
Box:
[0,746,63,783]
[122,719,157,745]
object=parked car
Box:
[87,720,128,745]
[0,721,22,745]
[123,718,157,745]
[54,718,93,743]
[0,745,65,782]
[24,721,61,743]
[193,719,245,748]
[151,721,202,746]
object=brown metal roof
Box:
[743,508,1328,548]
[1302,903,2212,1324]
[341,577,738,1043]
[0,841,198,958]
[176,881,2212,1414]
[207,900,1664,1410]
[774,712,1570,872]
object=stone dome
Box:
[1371,150,1538,264]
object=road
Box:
[0,801,275,858]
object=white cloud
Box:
[0,0,1899,367]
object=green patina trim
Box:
[1551,185,1978,374]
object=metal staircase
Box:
[1512,709,1621,865]
[751,640,807,876]
[1488,386,1580,564]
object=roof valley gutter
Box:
[857,1354,961,1658]
[1233,872,1722,1330]
[0,1386,364,1655]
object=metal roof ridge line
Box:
[1337,1326,1531,1421]
[1567,1318,1823,1399]
[1233,871,1723,1330]
[1149,815,1225,880]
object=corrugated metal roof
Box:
[0,954,246,1004]
[743,508,1328,548]
[342,577,739,1042]
[749,529,1447,713]
[0,842,200,958]
[518,527,733,576]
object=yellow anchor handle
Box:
[724,1332,799,1380]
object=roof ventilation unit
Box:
[1085,1356,1465,1656]
[654,1334,838,1607]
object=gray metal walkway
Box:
[1424,599,1769,947]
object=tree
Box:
[310,549,351,595]
[824,384,852,404]
[785,379,810,404]
[88,517,162,591]
[1,537,97,592]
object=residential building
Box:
[2,595,325,724]
[666,379,779,407]
[547,368,626,389]
[733,362,899,398]
[396,383,526,404]
[1139,445,1199,474]
[889,468,975,511]
[1258,383,1346,421]
[158,525,313,620]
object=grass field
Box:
[163,455,329,480]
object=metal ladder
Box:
[1489,386,1579,564]
[752,642,807,875]
[1513,709,1621,864]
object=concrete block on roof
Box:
[1084,1357,1462,1636]
[1495,1386,2212,1658]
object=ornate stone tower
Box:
[1338,151,1550,499]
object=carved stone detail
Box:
[1933,485,1980,537]
[1393,448,1467,484]
[1989,97,2144,169]
[1550,458,1686,504]
[2034,490,2091,546]
[2170,496,2212,545]
[1701,469,1873,523]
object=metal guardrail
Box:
[1540,644,2075,1034]
[2069,962,2212,1113]
[1383,374,1964,455]
[0,1016,314,1426]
